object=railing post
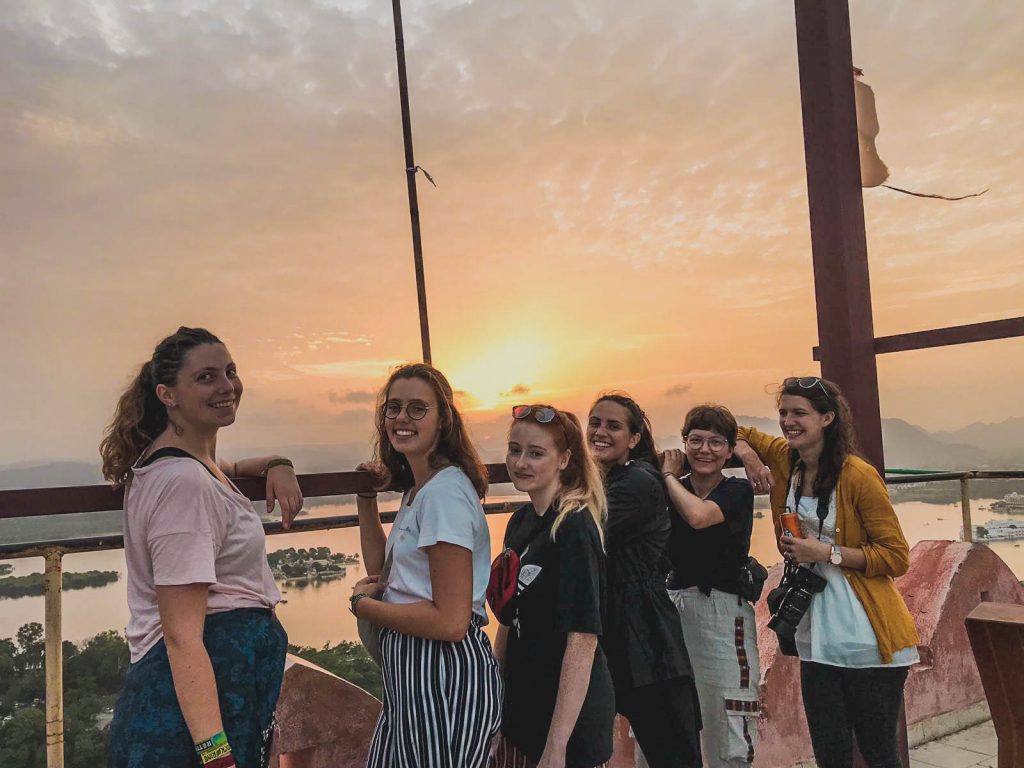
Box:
[960,477,973,544]
[44,548,65,768]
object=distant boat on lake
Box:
[969,519,1024,542]
[992,492,1024,513]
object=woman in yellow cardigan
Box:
[734,376,919,768]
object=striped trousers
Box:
[367,619,503,768]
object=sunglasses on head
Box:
[512,405,558,424]
[785,376,832,399]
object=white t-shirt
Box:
[383,466,491,622]
[123,457,280,662]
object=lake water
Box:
[2,499,1023,647]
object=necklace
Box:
[689,474,725,500]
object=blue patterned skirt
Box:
[108,608,287,768]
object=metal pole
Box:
[391,0,432,365]
[793,0,884,472]
[44,549,65,768]
[961,477,974,544]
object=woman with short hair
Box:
[661,404,760,767]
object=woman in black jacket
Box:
[586,393,702,768]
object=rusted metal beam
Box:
[812,317,1024,359]
[0,501,524,560]
[960,478,974,544]
[794,3,903,765]
[0,465,515,519]
[793,0,885,473]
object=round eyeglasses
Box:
[683,434,730,452]
[383,401,433,421]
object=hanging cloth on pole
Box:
[854,67,987,201]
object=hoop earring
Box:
[168,418,185,437]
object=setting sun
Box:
[446,336,553,412]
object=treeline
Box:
[287,641,382,699]
[0,622,381,767]
[1,623,128,768]
[268,547,360,565]
[0,570,120,599]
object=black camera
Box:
[767,565,828,655]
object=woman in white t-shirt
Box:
[351,363,502,768]
[101,327,303,768]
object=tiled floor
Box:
[910,719,999,768]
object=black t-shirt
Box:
[668,475,755,596]
[502,503,615,768]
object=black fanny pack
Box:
[737,556,769,603]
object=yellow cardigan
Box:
[738,426,920,664]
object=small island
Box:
[268,546,360,586]
[0,569,120,599]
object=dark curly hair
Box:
[372,363,488,499]
[100,327,223,486]
[778,376,860,501]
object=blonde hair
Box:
[512,405,607,547]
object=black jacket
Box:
[601,460,693,690]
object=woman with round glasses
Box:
[587,393,702,768]
[492,404,615,768]
[660,405,760,768]
[733,377,919,768]
[350,363,502,768]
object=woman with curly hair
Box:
[350,363,502,768]
[735,376,919,768]
[103,327,302,768]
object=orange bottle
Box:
[780,509,803,538]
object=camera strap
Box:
[787,462,829,539]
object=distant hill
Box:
[728,416,996,471]
[0,415,1018,493]
[0,461,103,490]
[932,417,1024,468]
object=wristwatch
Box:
[829,545,843,565]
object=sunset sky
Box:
[2,0,1022,467]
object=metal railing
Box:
[0,465,517,768]
[883,469,1024,545]
[2,465,1023,767]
